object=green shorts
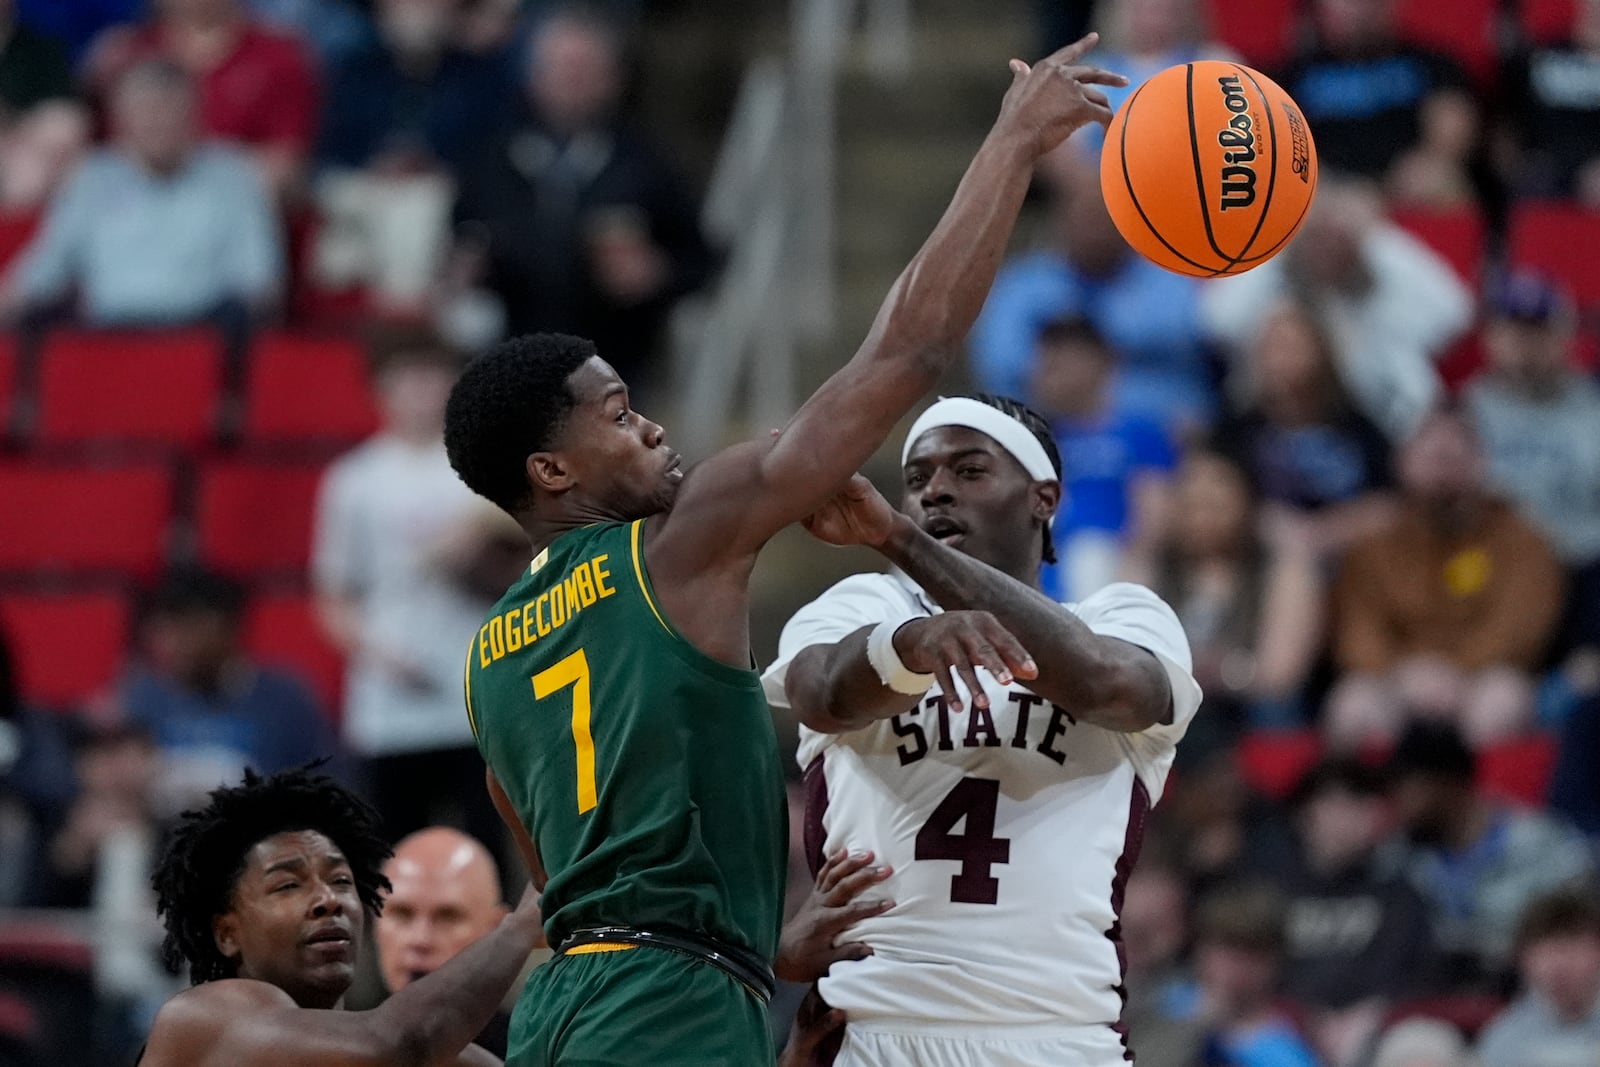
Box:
[507,944,776,1067]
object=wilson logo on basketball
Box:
[1216,74,1257,211]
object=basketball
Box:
[1099,61,1318,278]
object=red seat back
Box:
[36,329,222,449]
[243,592,344,719]
[1477,732,1559,807]
[1391,206,1487,285]
[243,332,380,445]
[1508,201,1600,309]
[1396,0,1499,84]
[1235,729,1325,801]
[196,459,325,574]
[0,462,172,576]
[1520,0,1578,43]
[1206,0,1299,69]
[0,211,41,277]
[0,333,15,431]
[0,591,128,708]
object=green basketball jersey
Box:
[465,519,786,963]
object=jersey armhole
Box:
[463,642,481,744]
[627,518,762,689]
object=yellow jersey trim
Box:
[629,519,672,636]
[564,942,639,955]
[463,643,480,742]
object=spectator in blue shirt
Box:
[1027,314,1177,601]
[119,568,344,820]
[971,150,1214,435]
[1189,881,1323,1067]
[1277,0,1478,207]
[0,58,282,328]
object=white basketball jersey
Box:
[763,574,1201,1047]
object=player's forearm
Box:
[372,909,540,1065]
[877,515,1167,731]
[785,630,923,734]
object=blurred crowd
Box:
[3,0,1600,1065]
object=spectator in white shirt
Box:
[1199,177,1472,441]
[313,328,526,850]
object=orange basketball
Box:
[1100,60,1318,278]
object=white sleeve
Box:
[761,574,916,709]
[310,458,369,598]
[1071,582,1203,802]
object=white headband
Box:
[901,397,1058,484]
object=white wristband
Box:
[866,619,936,696]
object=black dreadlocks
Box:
[152,766,392,984]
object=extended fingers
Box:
[1042,30,1101,67]
[820,851,878,897]
[825,860,893,908]
[817,848,871,893]
[1067,67,1131,88]
[980,620,1037,681]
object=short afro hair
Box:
[445,333,598,513]
[153,766,392,985]
[960,393,1064,565]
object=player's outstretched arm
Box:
[782,476,1036,732]
[653,37,1125,566]
[142,886,543,1067]
[876,512,1172,732]
[793,477,1172,732]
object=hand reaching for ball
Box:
[998,33,1129,159]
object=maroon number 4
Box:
[914,776,1011,904]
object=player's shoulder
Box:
[1067,581,1178,621]
[154,979,295,1033]
[795,570,921,619]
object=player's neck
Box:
[520,500,641,554]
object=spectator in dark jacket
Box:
[453,3,715,390]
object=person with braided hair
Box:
[762,393,1202,1067]
[137,766,542,1067]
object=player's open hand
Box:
[895,612,1038,712]
[775,849,893,984]
[998,32,1128,156]
[801,475,896,548]
[777,987,846,1067]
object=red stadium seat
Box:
[244,592,344,719]
[1383,994,1506,1040]
[1390,206,1487,285]
[0,462,172,576]
[0,333,15,431]
[1508,201,1600,308]
[1205,0,1298,69]
[0,591,127,708]
[1396,0,1499,84]
[1477,732,1558,807]
[0,211,40,277]
[36,329,223,449]
[243,332,380,445]
[196,458,325,574]
[1520,0,1578,43]
[1235,729,1324,800]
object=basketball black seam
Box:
[1185,63,1234,266]
[1229,154,1317,265]
[1229,66,1280,266]
[1120,79,1223,275]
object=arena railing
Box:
[671,0,911,457]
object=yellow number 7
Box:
[533,650,596,814]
